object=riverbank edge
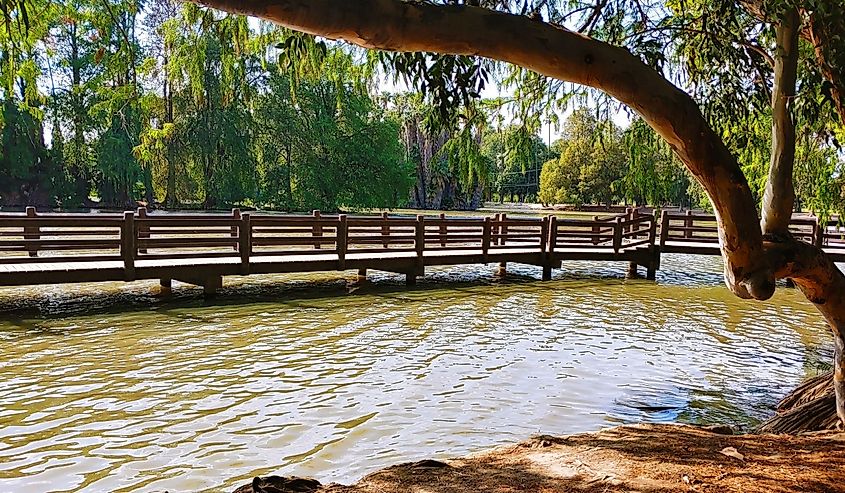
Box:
[232,423,845,493]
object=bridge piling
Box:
[627,262,640,279]
[405,273,417,286]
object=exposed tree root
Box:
[756,371,841,434]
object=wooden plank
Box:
[136,218,240,227]
[137,237,237,248]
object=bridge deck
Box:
[0,207,841,293]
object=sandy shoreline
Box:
[232,423,845,492]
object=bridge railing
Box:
[346,213,418,253]
[490,214,546,251]
[547,212,656,254]
[0,207,124,264]
[250,213,340,256]
[619,214,658,250]
[133,212,242,260]
[423,216,486,252]
[5,208,841,273]
[819,219,845,260]
[659,211,719,244]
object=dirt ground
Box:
[235,424,845,493]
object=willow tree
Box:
[188,0,845,427]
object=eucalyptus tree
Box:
[391,93,496,210]
[190,0,845,426]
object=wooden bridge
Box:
[1,207,843,295]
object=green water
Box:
[0,254,832,492]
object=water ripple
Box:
[0,254,834,492]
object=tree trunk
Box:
[757,9,845,426]
[765,238,845,425]
[761,8,798,235]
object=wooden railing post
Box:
[500,213,508,246]
[542,215,555,281]
[482,216,491,262]
[121,211,136,280]
[648,212,659,246]
[815,216,825,248]
[624,207,633,235]
[540,216,549,255]
[312,210,322,249]
[439,213,447,247]
[592,215,600,245]
[137,207,149,254]
[659,210,670,248]
[548,215,558,256]
[231,208,241,251]
[415,214,425,260]
[631,208,640,237]
[685,210,693,239]
[382,211,390,248]
[239,212,251,275]
[337,214,348,270]
[24,206,39,257]
[613,217,623,253]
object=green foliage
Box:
[485,124,551,203]
[0,1,413,211]
[539,109,627,206]
[623,118,696,208]
[254,69,413,211]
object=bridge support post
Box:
[646,265,657,281]
[497,262,507,276]
[405,273,417,286]
[159,278,173,296]
[542,264,552,281]
[627,261,640,279]
[358,268,367,282]
[203,276,222,298]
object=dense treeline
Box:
[0,1,419,210]
[2,1,841,213]
[0,0,710,213]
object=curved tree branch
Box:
[192,0,774,299]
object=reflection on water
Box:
[0,254,833,492]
